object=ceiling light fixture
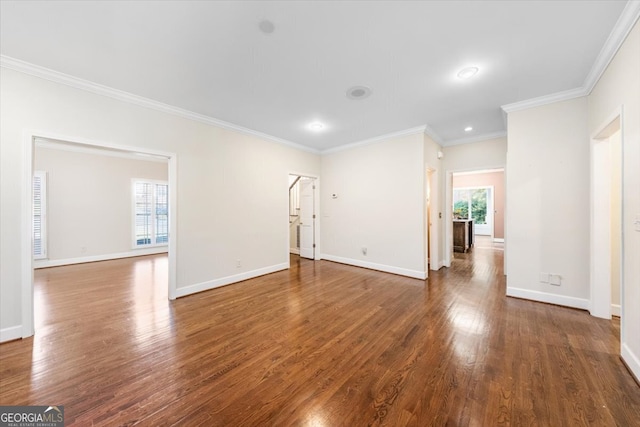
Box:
[258,20,275,34]
[346,86,372,100]
[308,122,325,132]
[464,126,473,132]
[457,67,479,80]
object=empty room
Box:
[1,1,640,425]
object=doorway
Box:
[590,113,623,320]
[425,168,438,274]
[289,174,318,260]
[445,168,505,267]
[21,131,177,339]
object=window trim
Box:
[132,179,169,249]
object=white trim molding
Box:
[1,55,317,155]
[506,287,590,311]
[423,124,444,145]
[35,138,169,162]
[34,247,168,269]
[321,254,427,280]
[501,2,640,115]
[622,343,640,385]
[322,125,428,155]
[612,304,621,317]
[0,326,23,343]
[501,87,588,114]
[175,263,288,298]
[583,1,640,93]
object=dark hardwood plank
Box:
[1,247,639,426]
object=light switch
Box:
[635,215,640,232]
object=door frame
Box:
[424,166,440,273]
[287,172,320,266]
[21,130,178,338]
[444,167,505,268]
[590,106,624,321]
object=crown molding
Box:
[444,131,508,147]
[423,124,444,145]
[0,55,319,155]
[501,1,639,115]
[501,87,587,114]
[34,138,169,163]
[321,125,427,155]
[583,0,640,93]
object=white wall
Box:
[320,132,438,279]
[0,67,320,340]
[506,97,590,308]
[34,145,168,266]
[588,19,640,380]
[443,137,507,172]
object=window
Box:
[33,171,47,259]
[453,187,488,224]
[133,180,168,248]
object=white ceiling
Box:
[0,1,631,151]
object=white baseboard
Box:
[0,325,23,343]
[289,248,300,255]
[320,254,426,280]
[622,343,640,384]
[612,304,621,317]
[175,263,288,298]
[506,287,590,310]
[34,247,168,269]
[493,238,505,243]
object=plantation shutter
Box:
[33,171,47,259]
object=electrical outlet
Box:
[539,273,549,283]
[236,259,241,268]
[549,274,562,286]
[362,247,367,256]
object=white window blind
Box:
[133,180,169,248]
[33,171,47,259]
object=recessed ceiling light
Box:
[259,20,275,34]
[308,122,325,132]
[464,126,473,132]
[457,67,479,80]
[346,86,372,100]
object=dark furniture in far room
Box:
[453,219,474,253]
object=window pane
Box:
[135,182,152,245]
[453,189,469,219]
[155,184,168,244]
[471,189,488,225]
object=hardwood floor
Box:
[1,248,639,426]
